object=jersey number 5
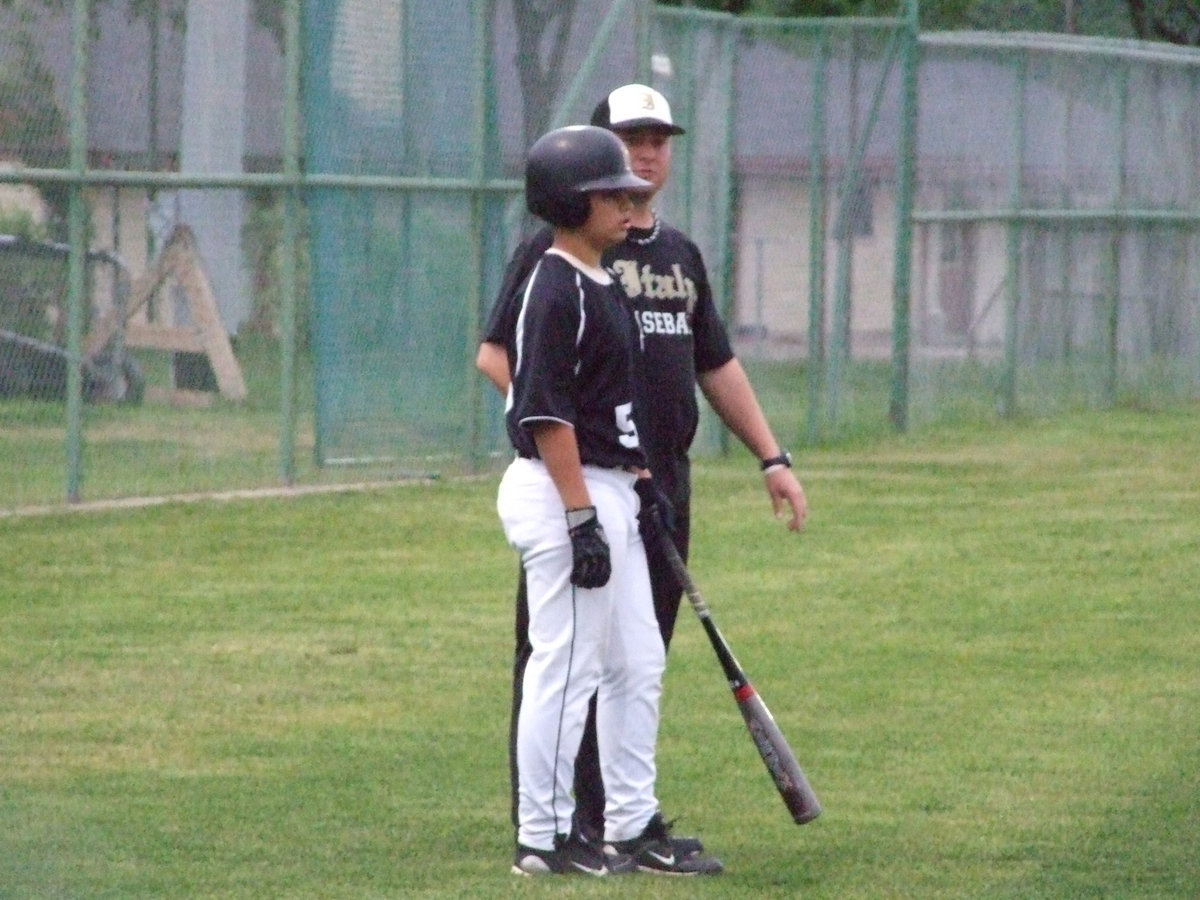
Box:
[615,402,640,449]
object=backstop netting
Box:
[303,0,642,474]
[303,1,488,473]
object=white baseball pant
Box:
[497,456,665,850]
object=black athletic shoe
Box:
[670,833,706,857]
[512,831,635,876]
[578,815,703,858]
[605,812,723,876]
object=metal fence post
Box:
[889,0,919,432]
[1104,60,1131,406]
[64,0,90,503]
[805,30,829,446]
[1000,49,1028,418]
[279,0,301,485]
[467,0,489,472]
[636,0,653,83]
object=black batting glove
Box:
[565,506,611,589]
[634,477,675,540]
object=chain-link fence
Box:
[658,17,1200,444]
[909,33,1200,425]
[2,1,1198,511]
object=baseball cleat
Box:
[670,833,706,857]
[604,812,723,875]
[589,813,704,856]
[512,831,635,876]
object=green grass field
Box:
[2,407,1198,898]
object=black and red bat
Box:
[658,534,822,825]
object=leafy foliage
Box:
[0,30,67,171]
[1128,0,1200,43]
[2,0,1197,46]
[240,190,311,345]
[655,0,1160,39]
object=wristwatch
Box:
[760,451,793,472]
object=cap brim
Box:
[610,118,686,136]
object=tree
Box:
[655,0,1137,36]
[1127,0,1200,44]
[511,0,579,148]
[656,0,974,28]
[0,0,276,44]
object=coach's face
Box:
[614,127,672,197]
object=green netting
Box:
[303,1,482,471]
[303,0,644,473]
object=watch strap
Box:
[760,451,792,472]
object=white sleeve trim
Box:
[518,415,575,429]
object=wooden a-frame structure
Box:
[85,224,247,402]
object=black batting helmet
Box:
[525,125,652,228]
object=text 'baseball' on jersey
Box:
[610,259,698,304]
[636,310,694,337]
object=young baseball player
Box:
[496,124,673,877]
[481,86,805,875]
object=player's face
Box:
[613,127,672,196]
[583,189,636,249]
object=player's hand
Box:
[765,468,807,531]
[634,477,675,540]
[565,506,611,588]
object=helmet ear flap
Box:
[558,194,590,228]
[526,191,589,229]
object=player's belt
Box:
[517,451,639,475]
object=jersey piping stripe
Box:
[573,270,585,376]
[548,585,582,837]
[511,259,542,381]
[516,414,572,429]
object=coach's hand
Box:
[565,506,611,588]
[634,477,675,540]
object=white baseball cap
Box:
[591,83,686,135]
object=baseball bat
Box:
[658,533,822,825]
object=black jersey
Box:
[486,220,733,498]
[504,250,646,472]
[606,220,733,472]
